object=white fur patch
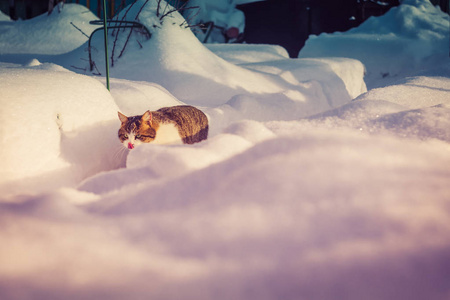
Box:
[122,131,140,149]
[153,123,183,145]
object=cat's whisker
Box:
[112,144,128,165]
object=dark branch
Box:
[70,22,89,38]
[160,5,199,21]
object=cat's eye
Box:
[136,134,142,139]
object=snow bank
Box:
[83,0,365,107]
[0,0,367,197]
[0,4,99,55]
[0,10,11,21]
[2,117,449,300]
[287,65,450,142]
[108,78,184,116]
[299,0,450,88]
[356,75,450,109]
[0,1,366,114]
[86,4,281,106]
[71,59,450,300]
[204,57,366,131]
[206,43,290,64]
[0,0,449,299]
[0,62,121,196]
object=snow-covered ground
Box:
[0,4,100,55]
[0,1,449,299]
[299,0,450,89]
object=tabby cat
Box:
[118,105,209,149]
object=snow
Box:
[206,43,290,64]
[0,9,11,21]
[185,0,245,43]
[0,61,122,195]
[298,0,450,89]
[0,4,100,55]
[0,0,450,299]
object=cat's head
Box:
[118,111,156,149]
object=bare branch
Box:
[156,0,162,17]
[160,5,199,21]
[70,22,89,38]
[118,29,133,59]
[70,65,87,71]
[180,6,200,28]
[134,0,150,20]
[89,61,101,76]
[118,0,149,59]
[162,1,170,17]
[119,0,138,33]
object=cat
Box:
[118,105,209,149]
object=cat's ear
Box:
[118,112,128,123]
[142,110,152,124]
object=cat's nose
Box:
[128,142,134,150]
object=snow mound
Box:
[0,10,11,21]
[0,1,366,113]
[368,105,450,142]
[288,74,450,143]
[206,43,290,64]
[299,0,450,88]
[0,1,449,298]
[354,0,448,39]
[84,124,450,221]
[82,0,365,107]
[0,62,121,196]
[79,133,254,195]
[0,4,99,55]
[19,125,447,300]
[108,78,185,116]
[356,75,450,108]
[200,58,367,129]
[86,5,281,105]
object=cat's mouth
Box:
[128,142,134,150]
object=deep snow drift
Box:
[0,61,122,193]
[0,1,450,300]
[0,9,11,21]
[299,0,450,89]
[0,4,99,55]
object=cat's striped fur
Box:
[118,105,209,149]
